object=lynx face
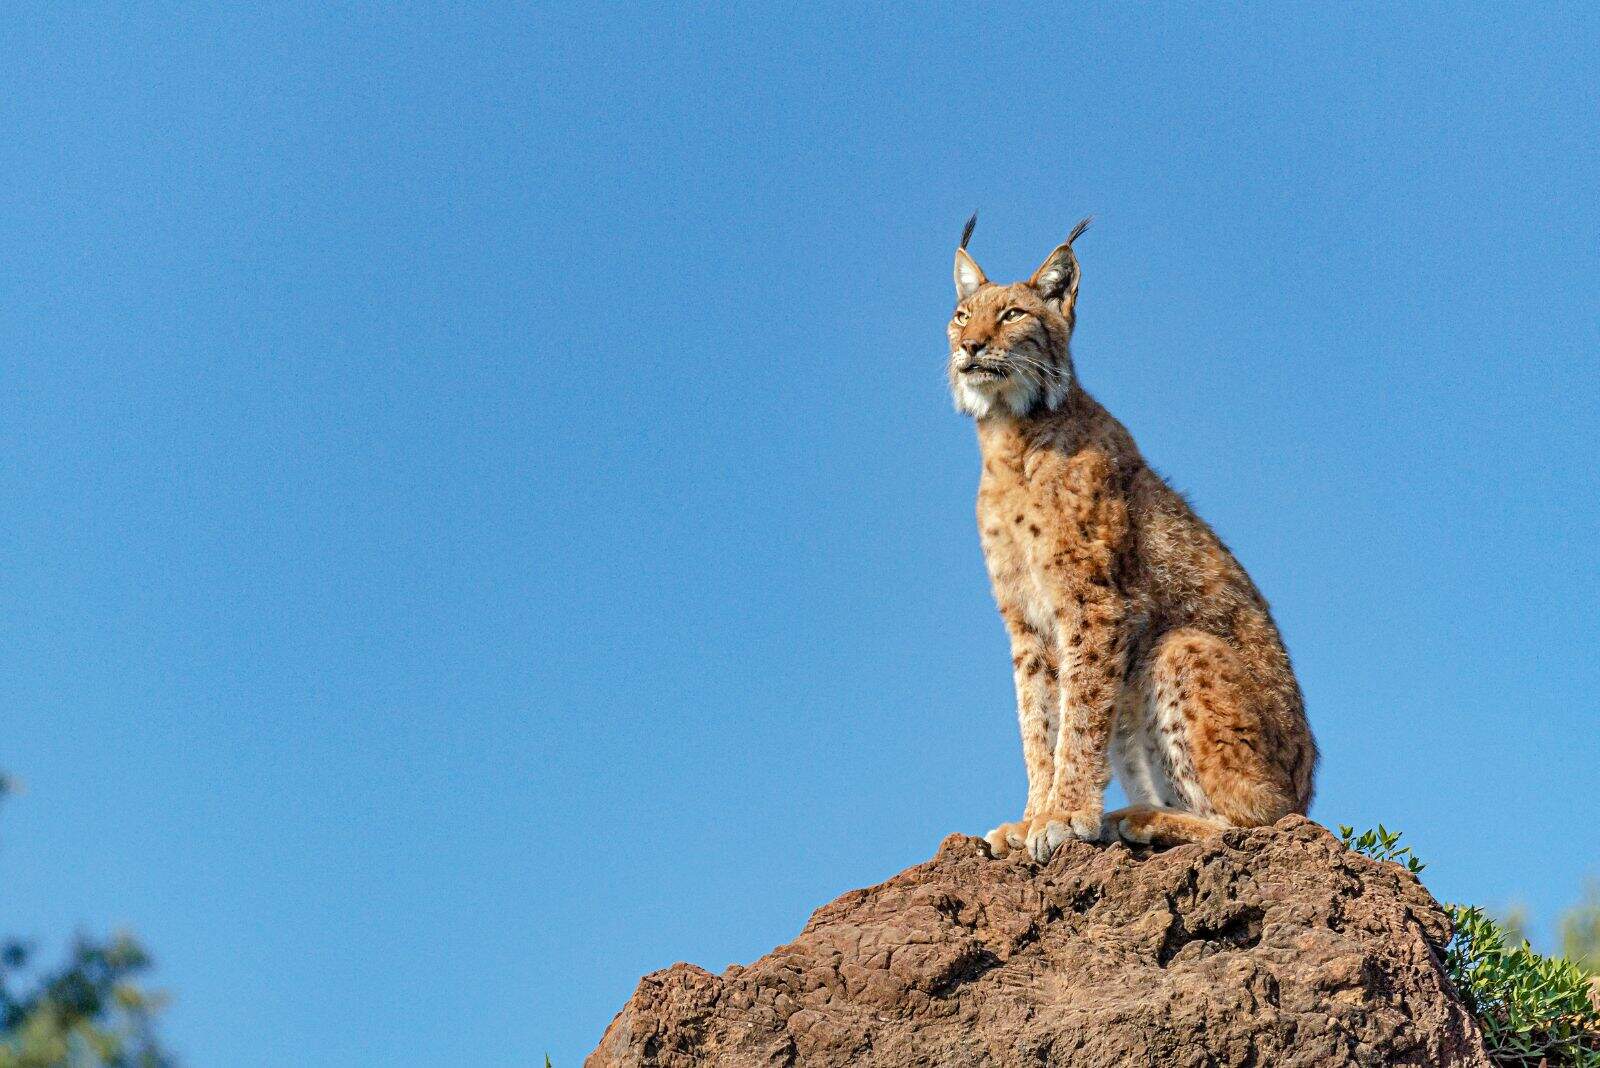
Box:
[947,284,1070,419]
[948,217,1091,419]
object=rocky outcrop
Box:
[589,816,1490,1067]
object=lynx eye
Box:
[952,309,970,325]
[999,307,1027,323]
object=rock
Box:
[588,816,1489,1067]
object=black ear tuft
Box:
[1029,217,1093,307]
[960,212,978,251]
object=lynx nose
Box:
[961,339,986,357]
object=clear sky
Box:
[3,5,1597,1066]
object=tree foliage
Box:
[0,779,171,1067]
[1558,880,1600,977]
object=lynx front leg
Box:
[984,607,1059,857]
[1028,586,1127,861]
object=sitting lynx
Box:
[949,216,1316,861]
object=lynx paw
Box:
[1117,815,1154,844]
[1026,809,1104,861]
[983,819,1031,857]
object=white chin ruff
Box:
[954,377,1067,419]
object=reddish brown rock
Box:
[589,816,1489,1067]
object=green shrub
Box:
[1340,825,1600,1068]
[1337,824,1426,875]
[1444,905,1599,1068]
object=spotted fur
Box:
[950,221,1317,860]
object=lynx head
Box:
[948,215,1091,419]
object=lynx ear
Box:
[1029,216,1092,308]
[954,248,988,300]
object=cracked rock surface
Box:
[588,816,1489,1067]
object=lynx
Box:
[948,216,1317,861]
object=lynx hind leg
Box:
[1105,804,1230,846]
[1148,629,1300,829]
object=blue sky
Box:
[3,5,1597,1065]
